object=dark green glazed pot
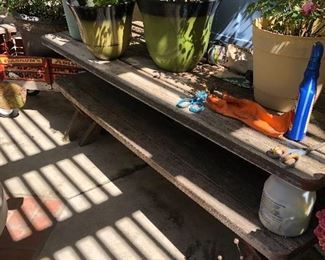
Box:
[137,0,220,72]
[13,12,66,57]
[68,1,135,60]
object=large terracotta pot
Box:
[68,0,135,60]
[253,19,325,112]
[137,0,220,72]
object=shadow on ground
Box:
[0,92,242,260]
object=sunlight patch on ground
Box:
[6,211,33,241]
[0,150,8,166]
[5,176,31,196]
[0,125,24,161]
[76,236,111,260]
[22,110,67,146]
[0,102,185,260]
[40,165,80,198]
[72,154,113,187]
[115,216,173,259]
[14,112,57,150]
[0,119,41,156]
[96,226,142,260]
[82,185,109,205]
[53,246,80,260]
[132,210,183,259]
[67,193,92,214]
[23,170,56,198]
[56,159,102,197]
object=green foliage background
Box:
[78,0,126,6]
[8,0,64,22]
[247,0,325,37]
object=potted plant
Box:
[8,0,67,56]
[247,0,325,112]
[137,0,221,72]
[67,0,135,60]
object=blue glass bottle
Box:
[286,42,324,141]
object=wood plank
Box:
[64,108,93,142]
[78,121,102,146]
[9,80,58,92]
[129,23,325,112]
[42,32,325,191]
[53,73,324,260]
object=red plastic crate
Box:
[0,32,83,87]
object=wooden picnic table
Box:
[42,23,325,191]
[41,22,325,259]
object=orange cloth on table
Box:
[207,93,294,138]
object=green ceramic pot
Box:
[63,0,81,40]
[137,0,220,72]
[68,0,135,60]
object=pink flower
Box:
[315,210,325,251]
[301,1,317,16]
[320,219,325,230]
[316,209,325,219]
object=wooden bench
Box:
[53,73,324,260]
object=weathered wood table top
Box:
[42,24,325,191]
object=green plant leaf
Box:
[245,0,325,37]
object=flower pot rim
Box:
[12,11,66,25]
[137,0,220,18]
[253,18,325,40]
[138,0,217,3]
[67,0,135,9]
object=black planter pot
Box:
[13,12,67,57]
[68,0,135,60]
[137,0,220,72]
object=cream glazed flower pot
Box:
[253,19,325,112]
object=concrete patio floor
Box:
[0,91,323,260]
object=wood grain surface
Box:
[54,73,325,259]
[42,30,325,190]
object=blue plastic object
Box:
[285,42,324,141]
[176,91,208,113]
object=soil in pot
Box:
[13,13,67,57]
[253,20,325,112]
[137,0,220,72]
[68,0,135,60]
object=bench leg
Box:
[64,108,101,146]
[79,121,102,146]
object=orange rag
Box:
[207,93,294,138]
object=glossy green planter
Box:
[137,0,220,72]
[68,1,135,60]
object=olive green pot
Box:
[68,1,135,60]
[137,0,220,72]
